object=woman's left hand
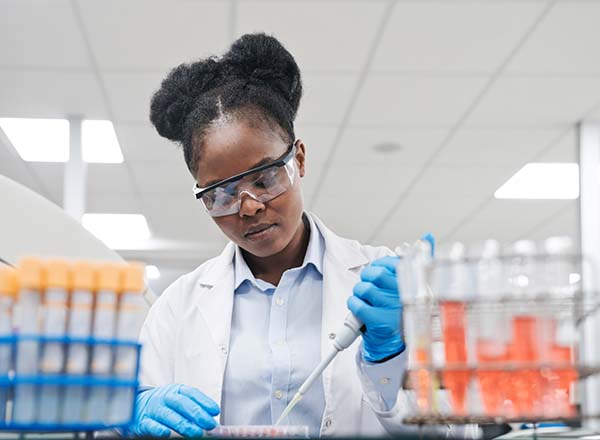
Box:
[347,256,405,363]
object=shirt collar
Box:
[233,213,324,291]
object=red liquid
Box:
[546,345,577,417]
[508,317,541,416]
[414,348,432,412]
[476,341,507,415]
[441,301,469,414]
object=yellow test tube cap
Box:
[0,267,19,298]
[18,257,45,290]
[72,261,95,291]
[97,263,122,292]
[46,259,70,290]
[121,263,145,293]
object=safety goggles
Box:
[193,141,297,217]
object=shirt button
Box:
[274,390,283,399]
[275,297,284,306]
[324,419,332,428]
[379,377,390,385]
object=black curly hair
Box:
[149,33,303,177]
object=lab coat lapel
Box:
[313,215,369,432]
[189,242,236,405]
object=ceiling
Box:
[0,0,596,292]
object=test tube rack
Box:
[400,252,600,425]
[0,335,141,431]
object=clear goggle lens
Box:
[200,160,295,217]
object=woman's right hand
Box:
[129,384,220,437]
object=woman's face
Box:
[195,119,306,258]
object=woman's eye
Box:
[254,180,267,189]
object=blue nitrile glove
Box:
[347,255,404,363]
[129,384,220,438]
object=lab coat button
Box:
[324,419,332,428]
[274,390,283,399]
[219,346,228,355]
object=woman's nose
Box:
[238,191,265,217]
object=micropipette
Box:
[275,313,365,426]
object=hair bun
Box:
[150,57,223,142]
[223,33,302,117]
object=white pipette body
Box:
[275,313,364,425]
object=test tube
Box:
[86,263,120,424]
[12,258,45,424]
[62,261,95,424]
[109,263,146,425]
[506,240,542,417]
[541,237,578,417]
[471,240,509,416]
[436,242,472,415]
[398,240,434,413]
[38,260,70,424]
[0,267,18,423]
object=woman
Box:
[133,33,409,438]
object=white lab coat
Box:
[139,215,421,437]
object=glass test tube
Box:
[472,240,508,416]
[437,243,472,415]
[38,260,70,424]
[541,237,578,418]
[12,258,44,424]
[62,262,94,424]
[398,240,434,413]
[109,263,146,425]
[506,240,542,417]
[86,263,120,424]
[0,267,18,423]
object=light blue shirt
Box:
[221,214,402,436]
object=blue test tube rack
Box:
[0,334,141,432]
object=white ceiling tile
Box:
[236,1,387,72]
[448,199,571,244]
[312,163,423,242]
[102,72,165,122]
[536,128,577,162]
[295,74,359,126]
[0,0,89,68]
[116,122,184,163]
[466,76,600,127]
[332,127,450,167]
[373,194,489,248]
[372,1,545,73]
[79,0,230,70]
[86,163,137,196]
[350,74,489,126]
[131,158,195,195]
[409,165,520,198]
[435,128,563,167]
[528,202,577,243]
[507,2,600,74]
[0,71,107,119]
[143,195,224,242]
[86,193,141,214]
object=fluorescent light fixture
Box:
[145,265,161,280]
[0,118,123,163]
[0,118,69,162]
[82,213,150,249]
[495,163,579,200]
[82,120,123,163]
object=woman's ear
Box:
[295,139,306,178]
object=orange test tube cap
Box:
[46,259,70,290]
[19,257,45,290]
[72,261,95,291]
[97,263,122,292]
[0,267,19,298]
[121,263,145,294]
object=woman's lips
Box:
[245,224,276,240]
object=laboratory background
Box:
[1,0,600,438]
